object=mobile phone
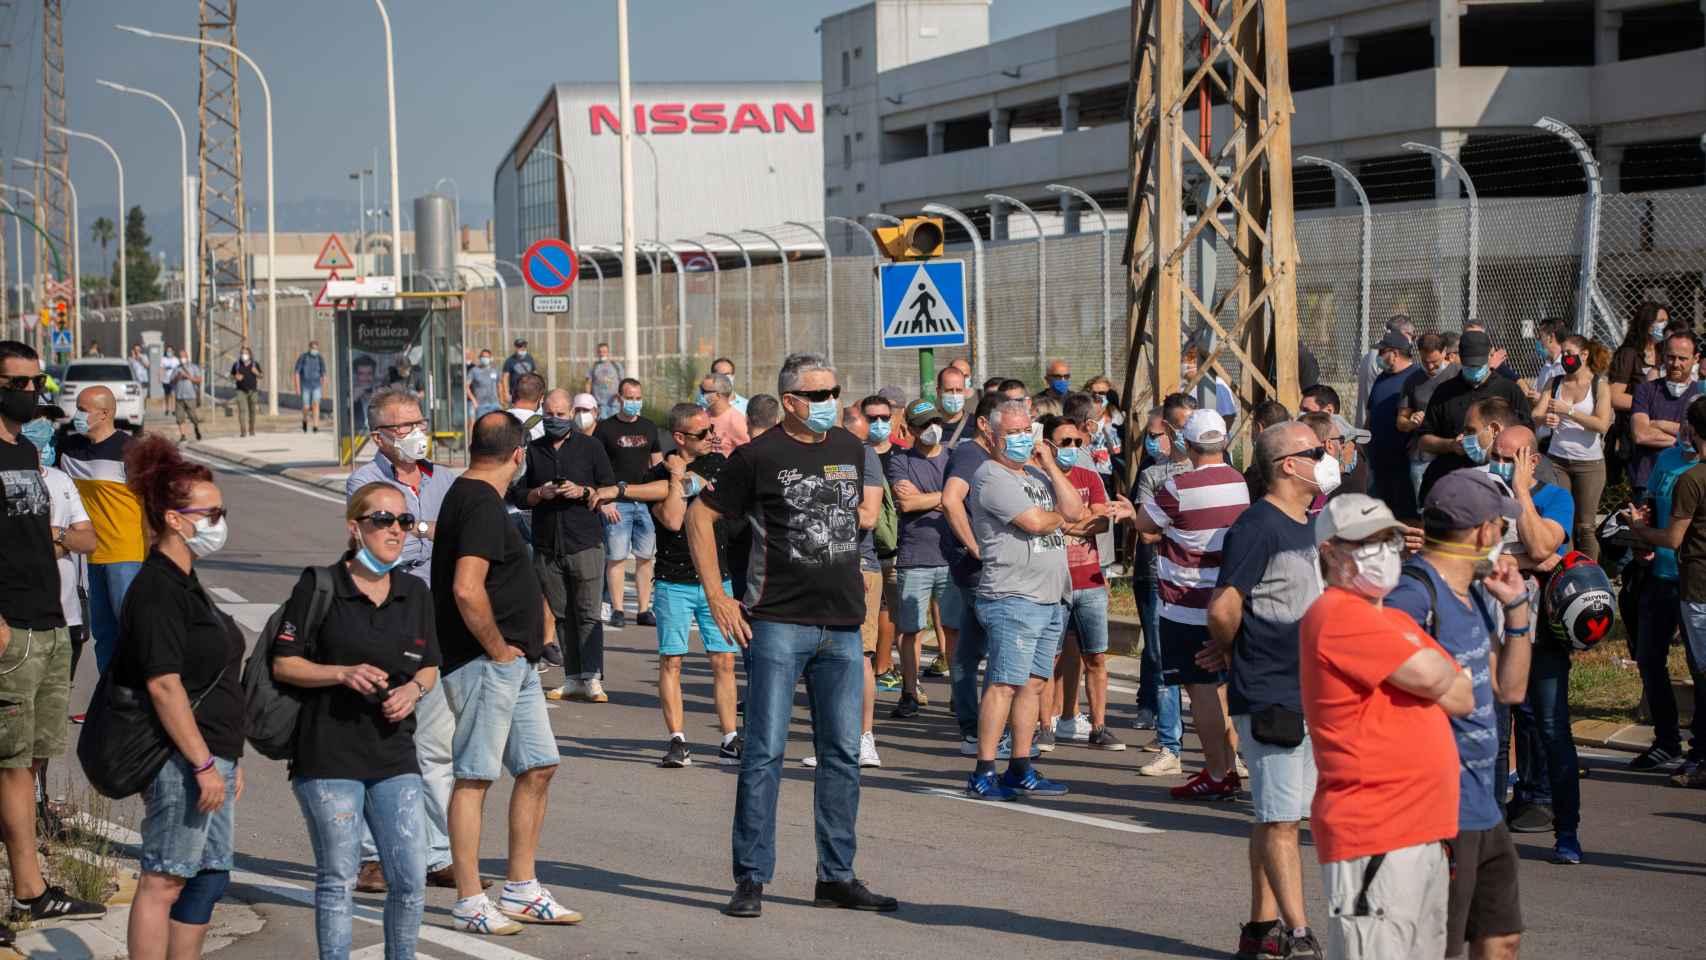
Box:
[1031,422,1044,444]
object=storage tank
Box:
[413,193,456,290]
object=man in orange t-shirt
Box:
[1300,494,1474,960]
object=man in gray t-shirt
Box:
[169,360,203,442]
[962,400,1084,802]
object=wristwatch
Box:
[414,520,430,537]
[617,480,629,500]
[53,528,67,546]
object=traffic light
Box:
[37,307,50,327]
[874,216,945,261]
[53,299,67,322]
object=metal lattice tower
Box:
[196,0,250,352]
[39,0,69,314]
[1122,0,1301,466]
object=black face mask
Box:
[0,388,38,425]
[541,416,574,440]
[1560,354,1582,375]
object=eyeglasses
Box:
[787,387,842,403]
[176,506,228,524]
[678,426,716,441]
[1,375,46,392]
[374,419,427,435]
[1273,445,1329,463]
[865,413,892,423]
[1054,437,1085,447]
[357,511,418,530]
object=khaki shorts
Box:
[860,570,882,655]
[1323,841,1450,960]
[173,397,200,425]
[0,626,72,767]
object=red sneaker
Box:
[1169,768,1239,801]
[69,713,86,725]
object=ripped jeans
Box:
[292,774,427,960]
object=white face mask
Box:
[574,411,596,430]
[1345,538,1402,599]
[388,428,429,462]
[919,424,943,447]
[1293,453,1341,495]
[180,515,228,558]
[1666,379,1692,398]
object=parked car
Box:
[56,358,146,429]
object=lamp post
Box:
[642,241,688,359]
[533,145,580,335]
[705,232,754,391]
[0,185,37,339]
[16,158,78,357]
[1045,183,1110,376]
[57,126,126,357]
[922,202,986,382]
[372,0,404,304]
[826,215,882,394]
[99,81,193,363]
[985,193,1045,376]
[744,228,789,353]
[637,135,661,241]
[863,212,902,227]
[1294,156,1372,356]
[785,220,831,366]
[1404,140,1479,323]
[578,250,605,334]
[676,238,717,359]
[117,25,279,413]
[616,0,639,376]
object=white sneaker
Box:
[453,895,525,935]
[601,601,613,623]
[498,885,583,925]
[801,755,818,768]
[545,680,581,701]
[1139,748,1182,776]
[583,677,609,703]
[859,731,882,768]
[959,736,980,756]
[1235,755,1249,779]
[1055,713,1091,742]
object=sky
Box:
[0,0,1125,277]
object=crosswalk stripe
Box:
[352,946,441,960]
[207,586,246,603]
[922,787,1163,834]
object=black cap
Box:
[1377,330,1412,352]
[1458,330,1493,366]
[514,338,528,348]
[1423,468,1517,529]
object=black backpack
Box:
[1399,564,1497,639]
[242,566,336,760]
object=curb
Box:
[185,443,349,495]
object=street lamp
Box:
[464,262,508,350]
[1045,183,1111,376]
[985,193,1045,377]
[56,126,127,357]
[533,146,579,247]
[637,135,661,240]
[117,24,280,414]
[0,186,37,336]
[922,202,986,383]
[349,167,372,275]
[676,238,718,359]
[705,233,754,390]
[97,80,193,364]
[371,0,404,303]
[784,221,831,365]
[744,228,789,353]
[826,216,883,393]
[1403,141,1480,322]
[16,158,78,357]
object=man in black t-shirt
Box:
[431,411,580,932]
[594,377,663,629]
[1417,330,1533,498]
[689,352,896,920]
[228,346,263,437]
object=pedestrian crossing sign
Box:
[880,260,966,349]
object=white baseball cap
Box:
[1314,493,1407,546]
[1180,409,1227,445]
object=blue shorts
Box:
[442,656,560,781]
[655,579,738,656]
[894,565,961,634]
[1233,713,1318,823]
[604,500,657,561]
[980,595,1065,686]
[1065,586,1111,655]
[140,755,238,878]
[301,384,323,406]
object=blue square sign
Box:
[880,260,966,349]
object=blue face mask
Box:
[621,399,644,418]
[1048,377,1070,395]
[1055,445,1080,470]
[20,419,54,464]
[355,545,402,575]
[1144,434,1167,460]
[1485,460,1514,485]
[868,419,891,443]
[1462,364,1490,385]
[695,392,711,409]
[940,392,965,415]
[1002,432,1036,464]
[1534,341,1550,360]
[1462,431,1488,464]
[71,411,91,435]
[805,399,838,434]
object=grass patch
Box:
[1568,627,1693,724]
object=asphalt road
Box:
[59,455,1705,960]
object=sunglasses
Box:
[787,387,842,403]
[1273,445,1329,463]
[1054,438,1085,447]
[358,511,418,530]
[1,374,47,392]
[865,413,892,423]
[677,426,717,441]
[176,505,229,524]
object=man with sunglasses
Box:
[344,386,463,893]
[688,352,894,919]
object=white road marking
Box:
[352,946,441,960]
[180,450,346,505]
[218,603,278,633]
[922,787,1163,834]
[207,586,246,603]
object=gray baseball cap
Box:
[1423,468,1518,529]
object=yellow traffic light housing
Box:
[874,216,945,261]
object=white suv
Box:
[57,359,147,429]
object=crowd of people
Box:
[0,301,1698,959]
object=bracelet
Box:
[1503,624,1532,637]
[191,756,217,774]
[1503,597,1528,613]
[412,679,429,698]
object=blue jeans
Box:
[88,560,142,674]
[442,656,560,781]
[1135,580,1183,753]
[140,756,237,878]
[294,774,427,960]
[1516,645,1579,834]
[1064,587,1109,655]
[733,620,863,886]
[359,684,454,872]
[602,499,656,562]
[949,584,989,741]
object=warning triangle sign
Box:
[314,234,355,271]
[884,264,963,340]
[313,270,341,308]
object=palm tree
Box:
[92,217,115,296]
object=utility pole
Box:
[40,0,72,354]
[196,0,251,379]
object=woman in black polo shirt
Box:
[118,436,245,960]
[272,481,441,960]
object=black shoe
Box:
[813,878,897,912]
[661,738,692,768]
[542,643,564,668]
[10,884,106,923]
[301,421,307,433]
[1235,920,1287,960]
[890,696,920,719]
[608,610,627,629]
[1630,744,1680,771]
[1286,926,1323,959]
[1507,801,1555,833]
[724,880,763,918]
[718,735,744,764]
[636,609,656,627]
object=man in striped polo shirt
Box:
[55,385,145,674]
[1128,409,1250,800]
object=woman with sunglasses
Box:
[271,481,441,960]
[118,436,243,960]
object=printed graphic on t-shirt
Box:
[616,434,650,448]
[1020,473,1065,555]
[2,469,48,518]
[777,463,860,564]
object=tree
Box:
[91,216,115,282]
[113,205,162,305]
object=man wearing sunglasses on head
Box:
[688,352,895,920]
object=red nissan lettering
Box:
[649,103,687,134]
[689,103,727,134]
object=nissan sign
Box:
[588,102,815,136]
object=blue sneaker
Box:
[965,771,1018,801]
[1551,832,1582,865]
[1000,766,1069,797]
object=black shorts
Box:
[1159,618,1222,687]
[1446,823,1524,954]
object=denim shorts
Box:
[1064,587,1110,656]
[1681,601,1706,669]
[302,384,323,406]
[655,579,737,656]
[603,500,657,561]
[443,656,560,781]
[980,595,1065,686]
[895,565,961,634]
[1233,713,1318,823]
[140,755,238,878]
